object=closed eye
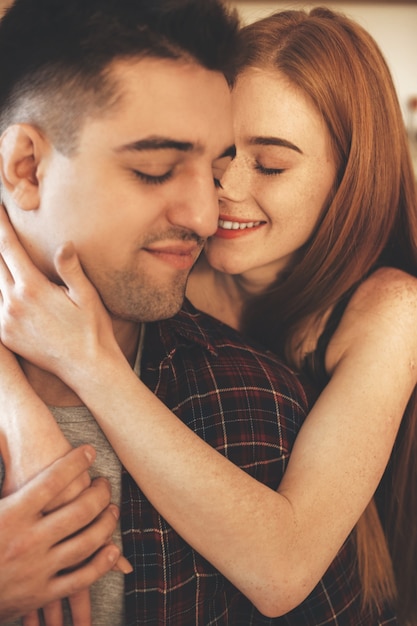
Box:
[255,163,285,176]
[133,169,173,185]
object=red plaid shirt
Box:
[121,301,397,625]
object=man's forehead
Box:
[109,55,228,97]
[95,57,234,158]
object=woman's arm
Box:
[0,207,415,615]
[58,275,413,616]
[0,341,86,501]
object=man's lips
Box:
[143,243,202,270]
[214,217,265,239]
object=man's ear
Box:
[0,124,46,211]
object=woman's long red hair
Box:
[238,8,417,623]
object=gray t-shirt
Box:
[0,405,125,626]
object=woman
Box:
[189,7,417,620]
[1,7,417,624]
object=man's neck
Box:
[21,319,141,407]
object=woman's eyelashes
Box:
[254,162,285,176]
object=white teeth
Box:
[218,220,262,230]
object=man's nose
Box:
[167,173,219,238]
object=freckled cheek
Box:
[304,189,330,230]
[268,198,318,249]
[255,187,296,225]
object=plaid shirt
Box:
[121,301,397,625]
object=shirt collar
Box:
[154,298,219,357]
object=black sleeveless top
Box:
[302,287,356,390]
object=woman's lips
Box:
[214,218,264,239]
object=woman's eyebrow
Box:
[249,135,303,154]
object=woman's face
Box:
[204,68,337,289]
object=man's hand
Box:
[0,445,122,623]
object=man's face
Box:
[19,58,233,322]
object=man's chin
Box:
[141,299,184,323]
[138,280,188,322]
[109,291,186,323]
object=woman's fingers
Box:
[54,243,94,304]
[0,203,36,286]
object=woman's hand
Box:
[0,204,121,384]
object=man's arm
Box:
[0,445,121,623]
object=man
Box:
[0,0,311,624]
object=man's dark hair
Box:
[0,0,240,153]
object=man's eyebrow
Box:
[116,136,196,153]
[249,136,303,155]
[117,137,236,161]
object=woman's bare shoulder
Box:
[347,267,417,319]
[326,268,417,373]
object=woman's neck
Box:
[187,255,264,332]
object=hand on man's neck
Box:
[20,320,142,407]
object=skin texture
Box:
[6,58,232,326]
[203,69,336,285]
[2,56,233,408]
[188,69,337,329]
[0,214,415,618]
[1,54,417,621]
[0,56,233,623]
